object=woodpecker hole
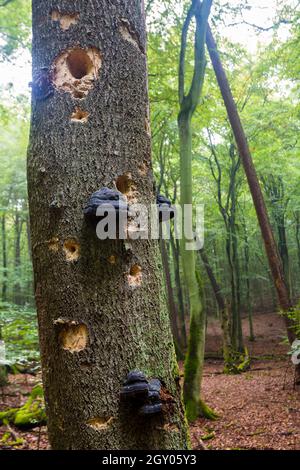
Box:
[52,47,102,98]
[71,108,89,122]
[157,423,180,432]
[119,19,144,53]
[63,239,80,261]
[108,255,117,265]
[116,173,133,194]
[115,173,137,203]
[127,264,142,287]
[51,10,79,30]
[59,322,88,353]
[87,416,114,430]
[138,161,149,176]
[67,49,93,79]
[48,237,60,252]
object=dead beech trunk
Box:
[28,0,188,449]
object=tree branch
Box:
[0,0,14,7]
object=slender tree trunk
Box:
[206,27,296,345]
[28,0,189,449]
[160,237,182,357]
[0,215,7,383]
[14,212,23,305]
[1,214,8,302]
[26,215,34,304]
[178,0,214,422]
[243,236,254,341]
[199,249,232,369]
[295,212,300,276]
[170,233,187,349]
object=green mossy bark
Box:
[178,0,213,423]
[0,385,46,429]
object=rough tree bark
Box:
[28,0,189,450]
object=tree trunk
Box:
[1,214,8,302]
[160,237,182,357]
[170,233,187,349]
[206,27,296,344]
[198,249,232,369]
[28,0,189,450]
[14,212,23,305]
[178,0,215,421]
[243,236,254,341]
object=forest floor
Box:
[191,311,300,450]
[0,312,299,450]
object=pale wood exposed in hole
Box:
[87,416,114,430]
[119,18,142,52]
[51,10,79,30]
[127,264,142,287]
[52,47,102,99]
[115,172,137,203]
[71,108,89,122]
[107,255,117,264]
[157,423,180,432]
[63,239,80,261]
[59,323,88,353]
[137,161,149,176]
[48,237,60,252]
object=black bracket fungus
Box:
[139,379,162,416]
[120,370,149,400]
[83,187,128,229]
[31,67,54,101]
[157,194,175,223]
[120,370,162,417]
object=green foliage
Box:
[0,302,39,363]
[0,0,31,60]
[0,430,24,447]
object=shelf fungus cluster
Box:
[156,194,175,223]
[120,370,162,416]
[83,187,128,228]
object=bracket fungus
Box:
[84,187,128,228]
[31,67,54,101]
[120,370,162,416]
[156,194,175,223]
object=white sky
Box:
[0,0,295,95]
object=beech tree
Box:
[27,0,189,449]
[178,0,216,421]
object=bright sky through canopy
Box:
[0,0,295,95]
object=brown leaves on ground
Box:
[191,359,299,450]
[191,312,300,450]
